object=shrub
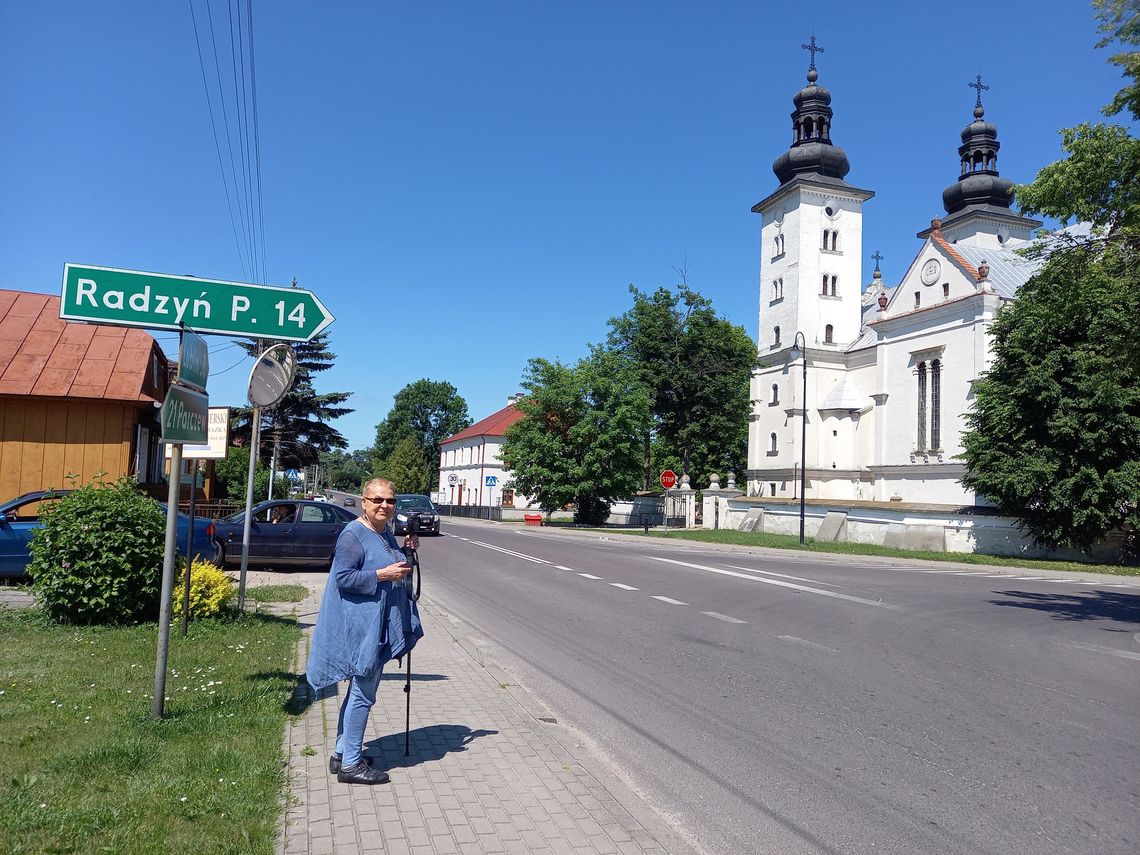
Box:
[177,559,236,619]
[28,478,165,625]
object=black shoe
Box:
[328,754,373,774]
[337,761,390,785]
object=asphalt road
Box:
[411,519,1140,855]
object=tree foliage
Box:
[372,380,471,490]
[214,445,290,502]
[374,436,431,495]
[960,16,1140,556]
[606,281,755,487]
[501,350,650,524]
[318,449,372,492]
[1096,0,1140,122]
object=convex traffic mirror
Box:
[246,343,297,408]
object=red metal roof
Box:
[442,403,524,445]
[0,289,166,403]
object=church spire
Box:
[941,75,1014,216]
[771,37,851,185]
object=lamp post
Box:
[790,331,807,544]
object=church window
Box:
[804,117,815,138]
[774,326,781,345]
[916,362,928,451]
[768,433,778,454]
[914,291,921,308]
[824,324,834,344]
[829,275,838,296]
[830,230,838,251]
[943,283,950,299]
[778,277,784,298]
[821,229,829,250]
[821,274,829,295]
[770,383,779,405]
[931,360,942,450]
[769,483,777,497]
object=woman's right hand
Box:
[375,561,410,583]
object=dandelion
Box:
[179,796,188,802]
[39,803,47,809]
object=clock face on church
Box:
[920,259,942,285]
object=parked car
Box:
[0,490,216,580]
[394,494,441,536]
[211,499,358,569]
[342,496,356,507]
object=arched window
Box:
[829,275,838,296]
[804,117,815,138]
[821,229,830,250]
[830,230,838,251]
[824,324,834,344]
[770,383,779,405]
[931,360,942,450]
[778,277,784,298]
[769,432,778,453]
[821,274,829,295]
[774,325,781,345]
[917,362,928,450]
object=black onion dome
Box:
[942,103,1014,215]
[772,67,850,184]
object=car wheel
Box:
[212,542,226,565]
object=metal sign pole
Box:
[152,442,183,718]
[237,406,261,612]
[181,459,199,638]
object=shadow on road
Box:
[988,589,1140,624]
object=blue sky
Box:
[0,1,1124,452]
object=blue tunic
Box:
[305,519,424,690]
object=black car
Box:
[212,499,358,569]
[394,494,441,536]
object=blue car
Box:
[211,499,358,569]
[0,490,217,580]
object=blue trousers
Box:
[334,662,385,767]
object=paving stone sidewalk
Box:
[274,573,700,855]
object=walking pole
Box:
[401,537,422,757]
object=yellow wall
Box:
[0,397,139,498]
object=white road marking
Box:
[610,583,638,591]
[579,573,602,580]
[702,611,746,624]
[777,635,838,653]
[1065,642,1140,662]
[724,564,845,588]
[555,565,576,572]
[647,556,898,609]
[466,539,550,565]
[652,596,688,606]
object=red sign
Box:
[660,469,677,489]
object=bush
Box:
[177,559,235,619]
[28,478,165,625]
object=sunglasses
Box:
[363,496,397,506]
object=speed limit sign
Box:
[448,473,459,486]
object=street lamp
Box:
[789,331,807,544]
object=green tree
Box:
[372,380,471,490]
[606,280,755,488]
[1096,0,1140,122]
[501,349,650,524]
[960,12,1140,556]
[214,445,290,502]
[319,449,372,492]
[375,435,431,494]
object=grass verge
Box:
[608,528,1139,576]
[246,584,308,603]
[0,606,301,854]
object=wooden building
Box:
[0,289,170,499]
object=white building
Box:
[438,396,534,508]
[747,60,1041,505]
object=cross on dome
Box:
[969,74,990,115]
[801,35,824,72]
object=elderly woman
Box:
[306,478,423,785]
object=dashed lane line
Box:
[723,564,845,588]
[777,635,838,654]
[610,583,639,591]
[702,611,746,624]
[652,596,688,606]
[578,573,602,580]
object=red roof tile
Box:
[0,288,165,402]
[443,403,525,444]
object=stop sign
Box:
[660,469,677,489]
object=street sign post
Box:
[61,263,334,342]
[176,326,209,392]
[660,469,677,489]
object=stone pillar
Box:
[672,473,696,528]
[702,472,745,529]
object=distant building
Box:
[438,396,533,508]
[0,289,171,498]
[747,60,1041,505]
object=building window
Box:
[774,326,781,346]
[770,383,779,405]
[943,283,950,299]
[769,482,777,496]
[914,291,921,308]
[768,432,778,454]
[821,274,829,295]
[931,359,941,450]
[829,275,837,296]
[824,324,834,344]
[821,229,830,250]
[917,362,928,451]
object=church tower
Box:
[917,76,1040,249]
[752,40,874,354]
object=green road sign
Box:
[160,385,209,444]
[176,327,209,392]
[60,263,334,342]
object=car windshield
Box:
[397,495,434,511]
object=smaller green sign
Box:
[160,385,209,444]
[176,328,209,392]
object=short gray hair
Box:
[361,477,395,496]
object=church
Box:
[746,46,1042,506]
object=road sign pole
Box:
[237,407,261,613]
[152,442,183,718]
